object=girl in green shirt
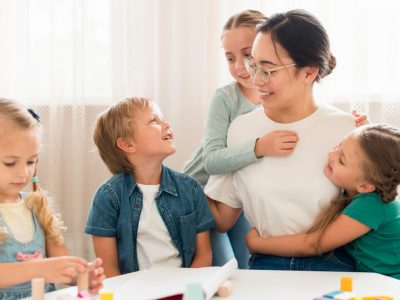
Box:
[246,124,400,279]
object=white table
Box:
[31,269,400,300]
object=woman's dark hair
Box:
[257,9,335,81]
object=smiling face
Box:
[323,131,373,196]
[249,32,321,123]
[129,103,176,160]
[251,32,303,111]
[0,121,40,203]
[222,26,257,90]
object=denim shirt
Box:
[85,165,215,274]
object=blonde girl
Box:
[0,98,104,299]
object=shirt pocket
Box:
[179,211,197,264]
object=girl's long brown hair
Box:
[307,124,400,252]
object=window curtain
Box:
[0,0,399,259]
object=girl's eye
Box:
[27,161,37,165]
[243,52,251,58]
[3,162,15,167]
[226,57,234,63]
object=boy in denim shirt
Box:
[85,97,215,277]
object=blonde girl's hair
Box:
[93,97,151,174]
[0,98,65,245]
[222,10,267,36]
[308,124,400,253]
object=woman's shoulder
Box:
[318,104,353,119]
[314,104,355,132]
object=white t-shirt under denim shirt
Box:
[136,184,181,270]
[205,105,354,238]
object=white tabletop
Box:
[31,269,400,300]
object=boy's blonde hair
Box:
[93,97,151,174]
[0,98,65,245]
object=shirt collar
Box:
[125,165,178,197]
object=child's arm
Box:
[208,197,242,233]
[201,90,258,175]
[246,214,371,256]
[46,239,105,293]
[45,239,69,257]
[202,90,298,175]
[92,236,120,278]
[0,256,88,288]
[190,231,212,268]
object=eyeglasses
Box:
[244,57,296,84]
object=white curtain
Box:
[0,0,399,259]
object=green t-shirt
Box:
[343,192,400,279]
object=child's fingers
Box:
[357,115,367,122]
[90,276,105,294]
[65,256,89,271]
[90,257,103,268]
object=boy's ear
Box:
[116,137,136,153]
[303,66,319,83]
[356,181,376,194]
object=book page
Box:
[113,259,237,300]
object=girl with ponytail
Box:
[246,124,400,279]
[0,98,104,299]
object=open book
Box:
[114,258,238,300]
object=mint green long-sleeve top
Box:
[182,82,260,187]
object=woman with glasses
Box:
[206,9,361,271]
[182,10,299,270]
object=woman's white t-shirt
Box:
[205,105,354,237]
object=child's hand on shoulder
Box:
[352,110,369,127]
[88,257,105,294]
[37,256,88,284]
[255,130,298,157]
[245,227,261,253]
